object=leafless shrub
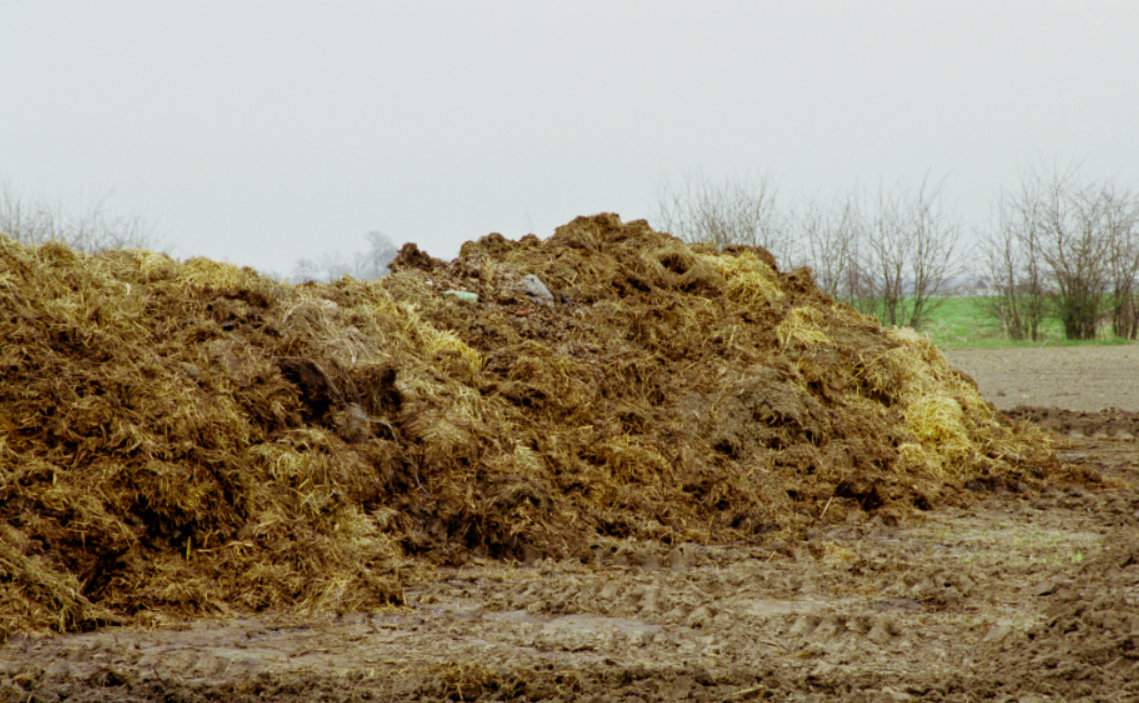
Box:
[0,187,152,252]
[798,196,863,301]
[656,175,791,264]
[1101,185,1139,339]
[982,170,1139,341]
[983,181,1049,341]
[658,176,959,330]
[1041,174,1113,339]
[857,181,959,328]
[291,230,397,282]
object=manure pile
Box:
[0,214,1052,638]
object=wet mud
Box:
[4,426,1138,701]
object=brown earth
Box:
[946,346,1139,413]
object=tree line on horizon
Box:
[656,169,1139,341]
[4,171,1139,342]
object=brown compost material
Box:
[980,528,1139,699]
[1006,405,1139,437]
[0,214,1054,638]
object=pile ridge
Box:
[0,214,1052,637]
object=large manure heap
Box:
[0,214,1051,638]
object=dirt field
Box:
[947,345,1139,412]
[5,347,1139,701]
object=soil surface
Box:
[946,345,1139,412]
[5,348,1139,701]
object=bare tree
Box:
[858,181,959,328]
[0,189,57,244]
[798,195,863,301]
[290,230,398,283]
[983,170,1139,341]
[1031,171,1112,340]
[656,175,791,265]
[861,189,908,325]
[1100,185,1139,339]
[0,186,152,252]
[362,230,398,278]
[983,181,1049,341]
[291,256,325,283]
[657,176,958,329]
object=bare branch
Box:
[0,185,153,252]
[656,175,790,265]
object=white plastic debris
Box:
[520,274,554,305]
[443,289,479,303]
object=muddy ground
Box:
[946,345,1139,412]
[5,347,1139,702]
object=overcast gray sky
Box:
[2,1,1137,274]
